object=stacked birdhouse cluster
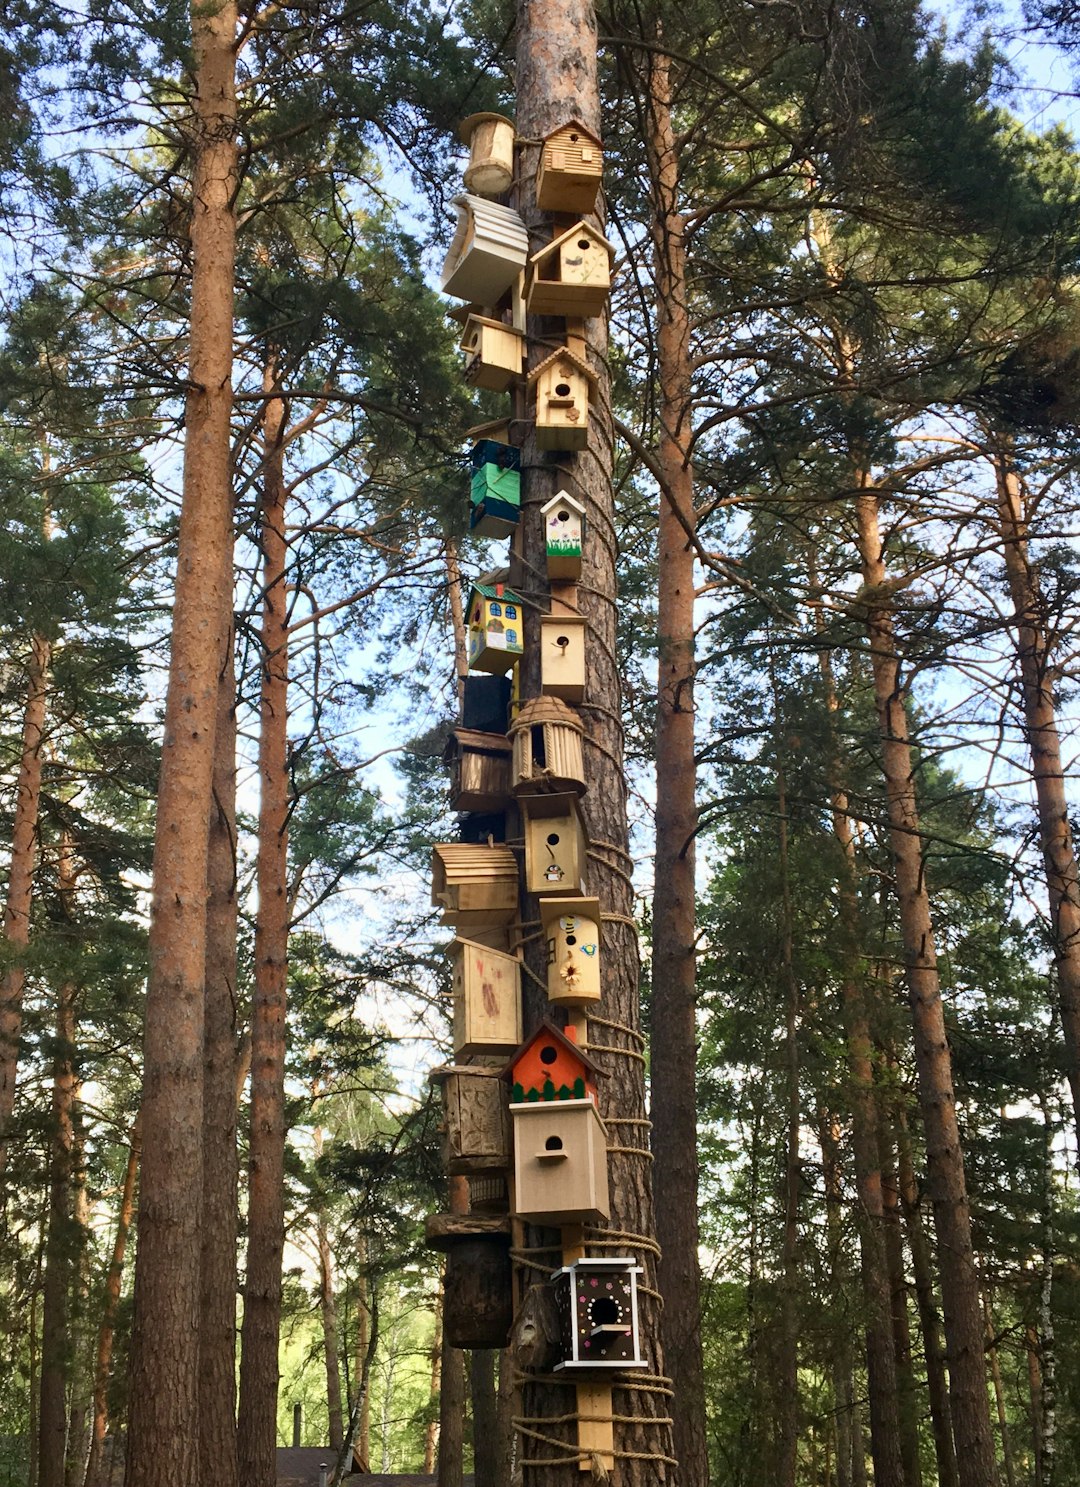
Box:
[425,109,645,1457]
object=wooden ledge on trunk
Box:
[424,1210,512,1251]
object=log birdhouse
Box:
[552,1258,647,1371]
[509,696,586,796]
[509,1099,609,1225]
[444,728,512,814]
[528,349,598,451]
[459,313,524,392]
[426,1214,513,1350]
[430,1064,512,1174]
[431,842,518,933]
[541,491,585,580]
[449,937,522,1057]
[536,119,603,215]
[540,896,601,1006]
[502,1019,603,1104]
[526,222,615,318]
[540,614,587,703]
[466,582,525,673]
[521,792,588,896]
[460,112,516,197]
[440,194,528,304]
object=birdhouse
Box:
[466,582,525,674]
[440,194,529,304]
[552,1258,647,1371]
[470,436,520,473]
[521,793,588,896]
[462,673,511,734]
[509,1099,609,1225]
[527,222,615,318]
[528,349,598,452]
[460,112,516,197]
[426,1213,514,1349]
[431,1064,512,1174]
[431,843,518,933]
[509,696,586,796]
[469,449,521,540]
[448,937,522,1057]
[540,897,602,1006]
[502,1018,603,1104]
[444,728,512,814]
[459,313,525,391]
[540,614,587,703]
[536,119,603,215]
[541,491,585,580]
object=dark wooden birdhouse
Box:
[449,936,522,1056]
[462,673,511,734]
[526,222,615,318]
[540,614,587,703]
[426,1213,513,1349]
[459,313,525,391]
[520,792,588,896]
[536,119,603,215]
[466,582,525,674]
[431,842,518,934]
[444,727,512,814]
[552,1258,647,1371]
[440,194,529,304]
[431,1064,512,1174]
[540,896,601,1006]
[541,491,585,580]
[509,696,585,796]
[460,112,516,198]
[528,349,598,451]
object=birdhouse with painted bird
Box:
[536,119,603,215]
[521,792,588,896]
[552,1258,647,1372]
[528,349,598,451]
[540,896,601,1006]
[541,491,585,580]
[527,222,614,318]
[466,582,525,673]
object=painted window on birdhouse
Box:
[505,603,517,620]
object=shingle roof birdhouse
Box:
[466,582,525,673]
[441,195,529,304]
[528,348,598,452]
[540,896,601,1006]
[502,1019,603,1105]
[459,313,525,392]
[460,112,516,197]
[509,696,586,796]
[526,222,615,318]
[431,841,518,933]
[536,119,603,215]
[541,491,586,580]
[552,1258,647,1371]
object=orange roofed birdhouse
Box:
[502,1019,603,1106]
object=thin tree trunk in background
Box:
[445,536,468,709]
[878,1123,922,1487]
[1038,1096,1056,1487]
[819,1113,853,1487]
[0,629,50,1165]
[314,1125,344,1452]
[425,1293,443,1476]
[643,36,706,1487]
[84,1120,140,1487]
[239,361,291,1487]
[124,0,237,1478]
[471,1351,498,1487]
[437,1337,465,1487]
[1026,1326,1043,1487]
[851,1400,867,1487]
[852,478,997,1487]
[354,1244,371,1472]
[200,638,239,1487]
[774,740,800,1487]
[983,1292,1016,1487]
[66,1133,92,1487]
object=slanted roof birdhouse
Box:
[528,348,598,452]
[502,1018,603,1104]
[441,194,529,304]
[460,112,516,197]
[448,937,522,1057]
[466,582,525,674]
[540,491,585,580]
[552,1258,647,1371]
[444,728,512,815]
[509,696,585,796]
[431,842,518,933]
[526,222,615,318]
[540,614,587,703]
[540,896,602,1006]
[536,119,603,215]
[520,792,588,896]
[459,313,524,391]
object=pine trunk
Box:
[774,747,800,1487]
[39,977,78,1487]
[124,0,237,1478]
[878,1124,922,1487]
[983,1293,1016,1487]
[471,1351,498,1487]
[238,365,290,1487]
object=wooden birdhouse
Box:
[509,1099,609,1225]
[521,792,588,896]
[536,119,603,215]
[459,313,525,392]
[431,1064,512,1174]
[440,194,529,304]
[431,843,518,933]
[444,728,512,814]
[462,673,511,734]
[449,937,522,1057]
[502,1018,603,1104]
[541,491,586,580]
[540,897,601,1006]
[528,349,598,452]
[469,444,521,540]
[527,222,615,318]
[426,1213,513,1349]
[460,112,516,197]
[509,696,586,796]
[466,582,525,674]
[540,614,587,703]
[552,1258,647,1371]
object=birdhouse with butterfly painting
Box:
[536,119,603,215]
[541,491,585,580]
[527,222,615,319]
[521,792,587,896]
[466,582,525,673]
[528,349,597,452]
[448,937,522,1057]
[540,896,601,1006]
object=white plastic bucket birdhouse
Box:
[509,1098,609,1225]
[540,614,587,703]
[541,491,585,580]
[460,112,516,197]
[444,728,512,814]
[441,194,528,304]
[536,119,603,215]
[528,349,597,452]
[467,583,525,674]
[552,1258,647,1371]
[521,793,588,896]
[431,842,518,933]
[449,937,522,1057]
[431,1063,512,1174]
[526,222,614,318]
[509,696,586,796]
[459,313,524,391]
[540,896,601,1006]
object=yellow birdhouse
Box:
[536,119,603,215]
[440,194,528,304]
[431,842,518,933]
[509,695,586,796]
[459,313,524,392]
[528,349,598,452]
[540,896,602,1006]
[449,937,522,1057]
[466,582,525,675]
[540,614,587,703]
[526,222,615,318]
[521,793,588,896]
[541,490,585,580]
[509,1098,609,1225]
[460,112,516,198]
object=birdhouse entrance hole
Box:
[530,725,547,768]
[540,1045,558,1064]
[545,1135,563,1150]
[555,382,572,397]
[589,1297,622,1328]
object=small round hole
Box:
[540,1046,558,1065]
[589,1296,621,1326]
[577,238,590,251]
[557,509,570,522]
[546,832,561,846]
[554,382,572,397]
[569,132,579,142]
[565,934,577,946]
[544,1133,563,1149]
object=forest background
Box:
[4,0,1080,1484]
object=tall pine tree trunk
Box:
[774,736,800,1487]
[878,1123,922,1487]
[124,0,237,1479]
[238,361,290,1487]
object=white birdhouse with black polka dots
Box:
[553,1258,647,1371]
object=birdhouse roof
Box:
[444,727,512,758]
[500,1019,606,1084]
[529,221,615,270]
[466,417,515,444]
[540,490,587,518]
[468,581,525,606]
[459,111,515,145]
[526,347,599,389]
[509,696,584,735]
[544,117,602,149]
